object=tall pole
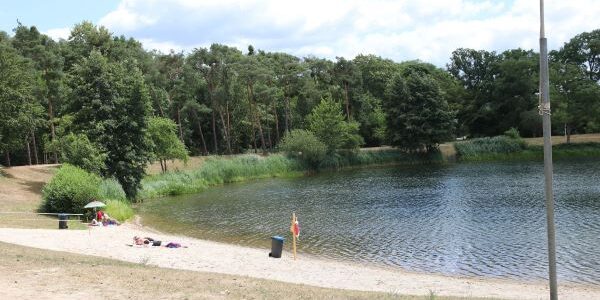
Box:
[539,1,558,299]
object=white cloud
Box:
[99,0,157,31]
[44,27,71,40]
[96,0,600,66]
[138,38,186,53]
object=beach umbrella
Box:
[84,201,106,209]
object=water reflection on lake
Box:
[140,159,600,283]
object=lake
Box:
[139,159,600,283]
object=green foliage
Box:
[448,48,539,137]
[68,51,152,199]
[384,67,455,151]
[98,178,127,201]
[59,133,107,175]
[104,199,134,222]
[42,164,101,213]
[307,98,364,152]
[148,116,189,170]
[550,60,600,140]
[454,135,527,161]
[2,22,599,168]
[356,93,387,146]
[0,39,42,157]
[553,29,600,81]
[279,129,327,168]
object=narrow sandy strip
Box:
[0,224,597,300]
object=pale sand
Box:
[0,224,598,300]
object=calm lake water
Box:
[140,159,600,283]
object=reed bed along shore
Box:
[138,150,434,200]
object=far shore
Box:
[0,223,598,300]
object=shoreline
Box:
[0,224,598,299]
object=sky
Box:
[1,0,598,66]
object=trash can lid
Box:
[271,235,285,242]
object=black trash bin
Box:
[58,213,68,229]
[269,236,284,258]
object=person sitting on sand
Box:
[96,210,105,222]
[102,213,120,226]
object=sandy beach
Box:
[0,224,598,300]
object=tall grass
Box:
[318,149,443,170]
[454,136,527,161]
[98,178,127,201]
[104,199,134,222]
[456,137,600,162]
[521,142,600,160]
[139,154,303,199]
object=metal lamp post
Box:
[539,0,558,299]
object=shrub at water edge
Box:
[279,129,327,169]
[42,164,101,214]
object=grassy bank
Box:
[456,139,600,162]
[139,150,439,200]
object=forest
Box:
[1,22,599,199]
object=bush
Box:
[503,127,521,139]
[279,130,327,168]
[105,199,134,222]
[42,164,101,213]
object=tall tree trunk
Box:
[565,123,572,144]
[251,121,258,153]
[207,82,219,155]
[343,81,351,120]
[31,130,39,165]
[267,128,272,150]
[191,111,208,155]
[5,151,11,167]
[226,101,233,154]
[176,106,184,142]
[211,111,218,154]
[218,110,232,155]
[247,84,266,154]
[163,159,168,173]
[273,98,280,143]
[26,136,32,166]
[283,83,291,133]
[284,95,291,133]
[48,98,58,163]
[159,159,164,173]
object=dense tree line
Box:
[1,22,598,198]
